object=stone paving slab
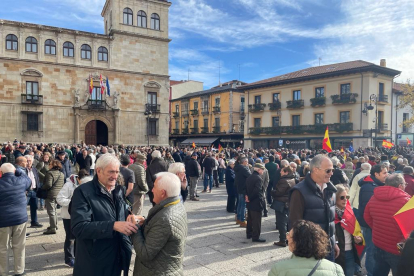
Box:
[5,179,376,275]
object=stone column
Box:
[19,30,24,59]
[56,32,62,63]
[74,108,80,143]
[92,38,96,67]
[75,37,80,65]
[108,40,113,69]
[38,33,43,61]
[0,25,4,56]
[114,109,119,144]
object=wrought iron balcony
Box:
[240,106,245,114]
[190,127,199,134]
[248,103,266,112]
[21,94,43,105]
[213,126,221,133]
[249,123,353,135]
[201,127,209,134]
[201,108,209,115]
[146,103,160,113]
[286,99,304,109]
[331,93,358,104]
[378,95,388,103]
[190,109,199,116]
[87,99,106,110]
[181,110,189,117]
[172,129,179,135]
[310,97,326,107]
[213,106,221,113]
[182,128,189,135]
[173,112,180,118]
[268,101,281,110]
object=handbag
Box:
[270,200,286,213]
[307,259,322,276]
[36,172,62,199]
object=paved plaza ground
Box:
[20,181,292,276]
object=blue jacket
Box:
[60,157,72,179]
[0,169,31,227]
[357,175,384,228]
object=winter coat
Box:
[185,158,200,178]
[164,157,175,169]
[57,175,93,219]
[265,162,278,183]
[364,186,411,255]
[348,169,370,209]
[36,161,51,184]
[172,151,182,163]
[225,166,235,186]
[234,163,251,195]
[268,255,345,276]
[60,157,72,179]
[261,168,270,190]
[357,175,384,228]
[330,166,348,185]
[71,176,132,276]
[42,168,65,200]
[202,156,216,175]
[0,169,31,227]
[129,163,149,195]
[246,171,265,212]
[146,157,168,190]
[78,155,92,172]
[272,174,296,203]
[132,196,187,276]
[404,174,414,196]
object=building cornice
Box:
[242,66,402,91]
[110,29,171,42]
[170,89,244,103]
[0,19,111,40]
[0,57,170,78]
[102,0,172,15]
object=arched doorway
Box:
[85,120,108,145]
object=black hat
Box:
[57,151,66,155]
[19,145,26,149]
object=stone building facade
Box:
[0,0,171,145]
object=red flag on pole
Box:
[407,137,412,145]
[100,74,105,95]
[89,74,93,94]
[322,127,332,152]
[394,197,414,239]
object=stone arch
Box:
[80,115,114,145]
[144,81,161,89]
[20,68,43,77]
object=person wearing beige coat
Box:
[349,163,371,211]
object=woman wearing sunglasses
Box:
[334,184,363,276]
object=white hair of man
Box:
[24,154,33,161]
[289,162,297,168]
[310,154,330,172]
[361,163,372,171]
[228,159,236,165]
[152,150,161,158]
[168,162,185,175]
[331,157,340,166]
[382,162,390,169]
[95,153,120,170]
[359,157,366,163]
[302,161,309,166]
[280,159,289,167]
[133,149,141,155]
[1,163,15,174]
[397,158,403,164]
[154,172,181,197]
[107,148,115,155]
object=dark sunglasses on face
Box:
[340,195,350,200]
[320,168,333,173]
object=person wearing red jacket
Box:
[364,173,411,276]
[403,166,414,196]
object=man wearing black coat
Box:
[71,153,136,276]
[146,150,168,206]
[186,153,200,201]
[24,155,43,228]
[235,157,251,227]
[246,163,266,242]
[172,150,182,163]
[57,151,72,179]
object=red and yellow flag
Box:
[218,144,223,152]
[382,140,394,149]
[407,137,412,145]
[322,127,332,152]
[89,74,93,94]
[340,147,344,153]
[192,142,196,148]
[100,74,105,95]
[335,200,365,255]
[394,197,414,239]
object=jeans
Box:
[45,198,58,230]
[26,190,38,224]
[373,245,400,276]
[361,226,375,276]
[225,182,237,213]
[344,250,355,276]
[218,168,225,184]
[275,208,288,241]
[236,194,246,222]
[62,219,75,263]
[213,170,219,187]
[203,173,213,191]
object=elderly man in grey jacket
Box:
[128,172,188,275]
[129,153,149,215]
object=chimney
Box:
[380,59,386,67]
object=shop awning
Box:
[180,137,219,146]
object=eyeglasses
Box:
[340,195,350,200]
[318,168,333,174]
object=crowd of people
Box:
[1,140,414,275]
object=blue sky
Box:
[1,0,414,89]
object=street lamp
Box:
[145,106,152,147]
[366,94,377,147]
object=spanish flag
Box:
[100,74,105,95]
[322,127,332,152]
[394,197,414,239]
[340,147,344,153]
[192,142,196,148]
[335,200,365,255]
[382,140,394,149]
[218,144,223,152]
[89,74,93,94]
[407,137,412,145]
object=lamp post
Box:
[144,105,152,147]
[366,94,377,147]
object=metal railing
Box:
[87,99,106,110]
[286,99,304,109]
[21,94,43,105]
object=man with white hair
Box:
[129,172,188,275]
[169,162,190,202]
[71,154,136,276]
[0,163,31,276]
[24,155,43,228]
[349,162,371,214]
[146,150,168,206]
